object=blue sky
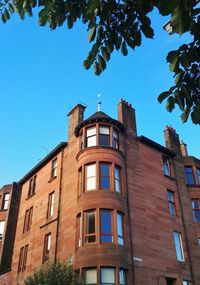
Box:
[0,9,199,187]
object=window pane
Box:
[86,164,96,191]
[101,210,113,243]
[99,135,110,146]
[101,268,115,284]
[0,221,5,238]
[117,213,124,245]
[115,167,121,193]
[47,234,51,251]
[162,157,170,176]
[183,281,191,285]
[87,127,96,136]
[197,168,200,184]
[99,126,109,135]
[84,269,97,284]
[185,167,195,184]
[113,130,119,149]
[119,269,126,285]
[167,191,176,216]
[173,232,184,261]
[100,164,110,189]
[87,212,95,234]
[87,136,97,147]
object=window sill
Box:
[0,209,8,212]
[186,184,200,187]
[48,176,57,183]
[164,174,175,180]
[26,193,35,200]
[40,217,57,229]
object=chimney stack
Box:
[164,126,182,156]
[180,140,188,156]
[117,99,137,136]
[67,104,86,141]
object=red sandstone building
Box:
[0,99,200,285]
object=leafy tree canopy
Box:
[1,0,199,123]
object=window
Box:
[78,168,83,196]
[86,164,96,191]
[119,269,126,285]
[100,163,111,190]
[167,191,176,216]
[183,281,191,285]
[114,166,121,193]
[47,192,55,218]
[185,166,195,185]
[197,168,200,184]
[28,175,36,196]
[43,233,51,263]
[85,211,96,243]
[80,210,124,246]
[117,212,124,245]
[83,268,97,284]
[173,231,184,261]
[0,221,5,239]
[77,214,82,248]
[166,278,176,285]
[100,210,113,243]
[198,238,200,246]
[18,244,28,273]
[2,193,10,210]
[101,268,115,285]
[23,207,33,233]
[162,156,171,176]
[51,159,57,178]
[192,199,200,222]
[113,129,119,149]
[86,126,96,147]
[99,126,110,146]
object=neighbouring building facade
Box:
[0,99,200,285]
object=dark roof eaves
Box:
[18,142,67,184]
[138,135,176,157]
[74,116,124,137]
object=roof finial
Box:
[98,93,101,111]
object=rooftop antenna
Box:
[98,94,101,111]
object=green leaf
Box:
[166,96,175,112]
[98,55,106,71]
[155,0,178,16]
[101,46,110,61]
[134,30,141,46]
[105,40,114,53]
[141,24,154,38]
[88,26,96,42]
[114,35,122,51]
[1,13,6,23]
[4,8,10,21]
[94,61,101,75]
[181,107,190,123]
[167,51,180,72]
[170,6,192,35]
[83,59,91,70]
[121,41,128,56]
[180,52,190,68]
[157,91,170,103]
[8,3,15,13]
[174,90,184,111]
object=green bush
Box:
[24,259,74,285]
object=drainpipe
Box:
[173,159,195,285]
[124,130,135,285]
[54,148,64,261]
